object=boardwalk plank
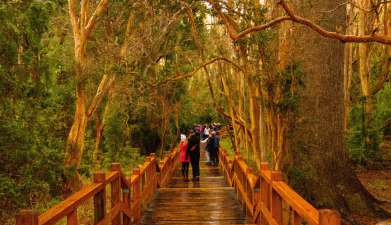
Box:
[141,160,249,225]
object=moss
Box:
[344,193,372,215]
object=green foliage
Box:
[276,63,304,113]
[178,86,223,132]
[347,83,391,165]
[347,103,377,164]
[0,1,73,222]
[101,105,144,171]
[262,62,304,115]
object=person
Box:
[179,134,190,181]
[187,129,200,181]
[202,133,211,165]
[214,131,220,165]
[209,131,220,166]
[203,124,210,139]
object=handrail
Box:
[219,148,341,225]
[16,148,180,225]
[16,145,342,225]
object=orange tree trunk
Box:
[64,83,88,192]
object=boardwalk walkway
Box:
[15,148,342,225]
[141,159,249,224]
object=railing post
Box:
[67,210,78,225]
[93,172,106,225]
[133,168,141,225]
[16,210,38,225]
[245,167,252,217]
[111,163,121,225]
[150,153,158,190]
[123,177,131,225]
[259,162,269,225]
[253,178,261,224]
[319,209,341,225]
[144,157,152,202]
[159,160,165,186]
[291,211,301,225]
[271,171,283,225]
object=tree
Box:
[280,0,384,217]
[64,0,112,192]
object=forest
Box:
[1,0,391,224]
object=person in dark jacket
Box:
[187,129,200,181]
[209,131,220,166]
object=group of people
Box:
[178,124,220,181]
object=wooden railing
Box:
[219,149,341,225]
[16,149,179,225]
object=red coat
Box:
[179,141,190,162]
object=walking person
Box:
[210,131,220,166]
[214,131,220,166]
[202,133,211,165]
[179,134,190,181]
[187,129,200,181]
[203,124,210,139]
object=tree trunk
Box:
[64,0,110,193]
[358,0,374,151]
[220,69,240,151]
[92,88,112,169]
[343,3,354,131]
[343,44,353,131]
[285,0,382,217]
[64,83,88,192]
[238,45,262,168]
[93,115,103,169]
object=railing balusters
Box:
[291,211,301,225]
[271,171,283,225]
[123,181,131,225]
[111,163,121,225]
[260,162,269,225]
[67,210,78,225]
[93,172,106,225]
[159,160,164,187]
[14,148,180,225]
[16,210,39,225]
[133,168,141,225]
[218,149,342,225]
[150,153,157,194]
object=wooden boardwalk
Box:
[16,148,342,225]
[141,161,249,224]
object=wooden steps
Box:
[141,160,250,225]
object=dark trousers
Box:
[210,149,219,166]
[181,162,189,177]
[190,152,200,178]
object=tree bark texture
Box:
[284,0,379,216]
[64,0,110,193]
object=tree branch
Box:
[208,0,391,45]
[215,107,253,139]
[234,16,292,41]
[154,57,243,87]
[68,0,80,36]
[86,74,115,118]
[80,0,89,28]
[278,0,391,45]
[85,0,109,37]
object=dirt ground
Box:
[355,169,391,225]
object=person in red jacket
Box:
[179,134,190,181]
